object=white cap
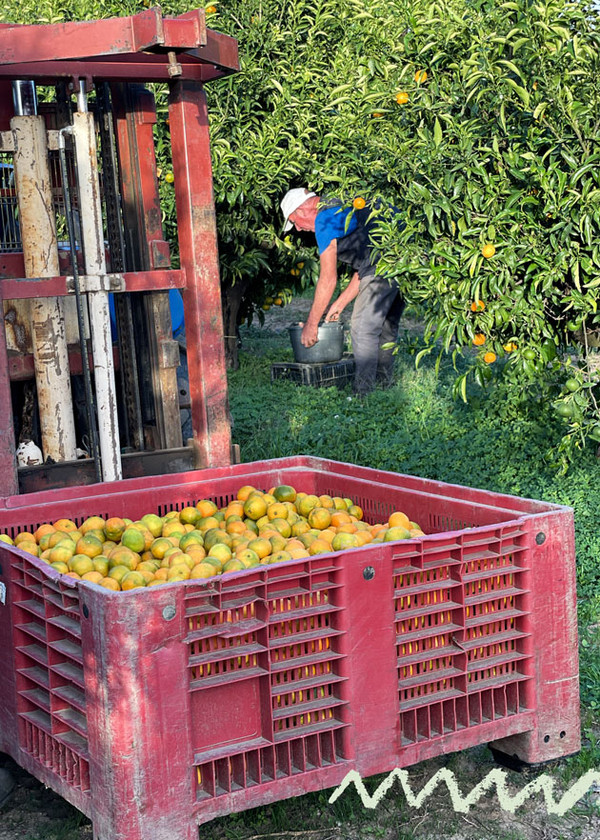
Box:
[280,188,316,232]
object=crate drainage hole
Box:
[163,605,177,621]
[363,566,375,581]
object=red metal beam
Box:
[0,8,207,65]
[0,14,237,84]
[0,269,185,301]
[168,79,232,469]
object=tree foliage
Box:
[4,0,600,461]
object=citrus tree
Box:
[5,0,600,463]
[207,0,600,464]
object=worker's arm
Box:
[301,240,338,347]
[325,272,360,322]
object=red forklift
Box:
[0,7,239,496]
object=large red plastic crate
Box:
[0,456,580,840]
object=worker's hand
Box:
[325,303,342,322]
[300,320,319,347]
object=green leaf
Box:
[433,117,443,147]
[504,78,530,108]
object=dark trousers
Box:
[350,274,404,395]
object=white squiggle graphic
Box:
[328,768,600,815]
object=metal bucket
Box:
[288,322,344,363]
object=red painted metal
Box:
[169,80,232,469]
[0,21,238,83]
[0,457,579,840]
[0,9,206,64]
[0,270,185,301]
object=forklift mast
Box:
[0,8,239,496]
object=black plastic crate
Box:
[271,357,355,387]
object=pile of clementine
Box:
[1,484,425,591]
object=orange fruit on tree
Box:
[481,243,496,258]
[503,342,517,353]
[483,351,497,364]
[470,300,485,312]
[414,69,428,83]
[473,333,486,346]
[395,91,409,104]
[353,197,366,210]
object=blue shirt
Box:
[314,205,358,254]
